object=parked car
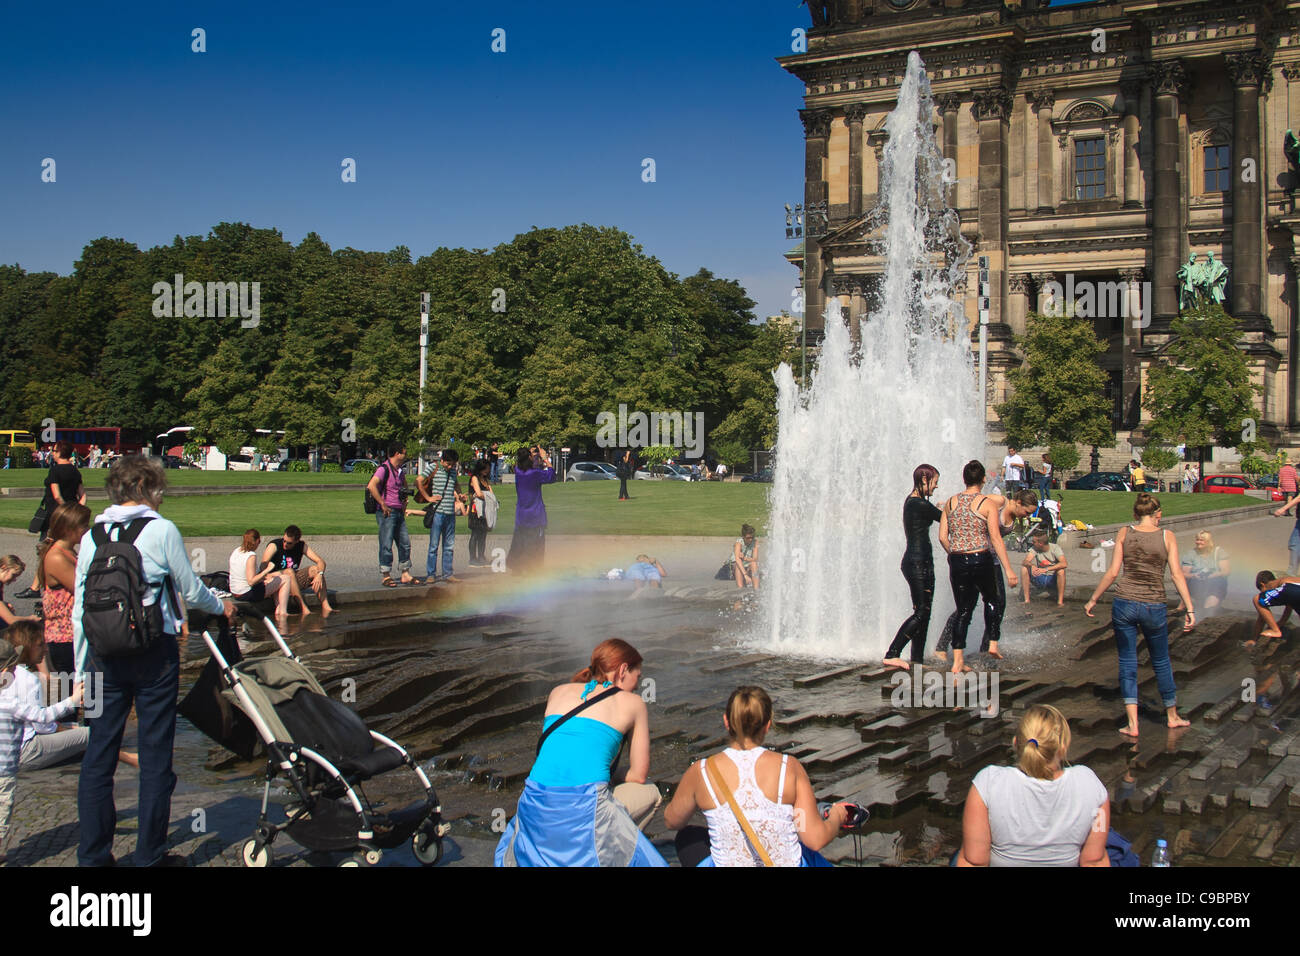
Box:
[741,470,774,483]
[1064,471,1131,492]
[1192,474,1283,500]
[634,464,694,482]
[565,461,619,482]
[342,458,381,474]
[160,454,198,470]
[226,454,255,471]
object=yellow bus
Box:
[0,429,36,452]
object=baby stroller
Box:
[196,609,449,867]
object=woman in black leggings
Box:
[937,461,1019,675]
[884,464,942,671]
[935,487,1037,661]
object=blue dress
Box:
[495,707,667,867]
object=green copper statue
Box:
[1176,250,1229,311]
[1177,253,1198,311]
[1204,250,1228,305]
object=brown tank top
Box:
[947,493,991,553]
[1113,525,1170,604]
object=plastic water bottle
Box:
[1152,839,1171,867]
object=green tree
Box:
[1143,305,1262,457]
[1139,445,1181,490]
[996,311,1113,447]
[507,337,613,447]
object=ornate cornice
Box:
[1152,59,1189,97]
[1225,50,1266,88]
[800,109,833,139]
[972,87,1013,122]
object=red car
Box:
[1192,474,1284,501]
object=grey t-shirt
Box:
[972,764,1107,866]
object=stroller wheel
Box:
[338,856,362,868]
[412,828,444,866]
[362,847,382,866]
[241,838,271,868]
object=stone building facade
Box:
[780,0,1300,455]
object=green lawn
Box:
[0,482,1265,539]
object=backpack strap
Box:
[105,517,181,618]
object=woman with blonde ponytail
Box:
[957,704,1110,866]
[496,639,666,866]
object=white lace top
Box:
[700,747,802,867]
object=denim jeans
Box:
[428,511,455,579]
[77,636,180,867]
[377,510,411,575]
[491,460,500,482]
[1289,523,1300,575]
[1111,597,1177,707]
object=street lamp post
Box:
[418,291,429,471]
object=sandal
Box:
[406,576,426,586]
[381,576,399,588]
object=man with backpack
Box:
[366,442,419,587]
[71,455,234,867]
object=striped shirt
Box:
[420,464,459,515]
[0,673,77,776]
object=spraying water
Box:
[761,51,984,660]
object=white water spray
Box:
[761,51,984,660]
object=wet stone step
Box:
[699,654,777,674]
[794,664,869,688]
[805,741,874,771]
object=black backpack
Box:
[81,518,178,658]
[363,462,392,515]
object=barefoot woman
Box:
[1084,493,1193,735]
[883,464,941,671]
[937,461,1019,677]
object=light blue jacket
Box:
[72,504,225,675]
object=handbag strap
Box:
[705,755,774,867]
[535,686,621,755]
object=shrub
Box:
[320,461,341,473]
[351,461,377,476]
[287,460,310,473]
[1047,443,1080,476]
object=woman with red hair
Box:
[496,639,666,866]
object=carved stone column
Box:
[1007,274,1032,335]
[1285,64,1300,193]
[802,108,833,336]
[974,87,1013,331]
[1119,267,1146,429]
[1226,51,1265,320]
[1033,272,1058,313]
[1152,60,1187,322]
[936,93,961,206]
[1290,255,1300,425]
[846,104,868,218]
[832,273,859,349]
[1120,80,1143,208]
[1029,90,1055,215]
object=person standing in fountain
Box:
[883,465,941,671]
[495,639,665,867]
[935,487,1037,662]
[937,461,1018,676]
[1084,493,1194,736]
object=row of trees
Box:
[0,223,796,466]
[996,304,1270,481]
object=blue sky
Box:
[0,0,813,321]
